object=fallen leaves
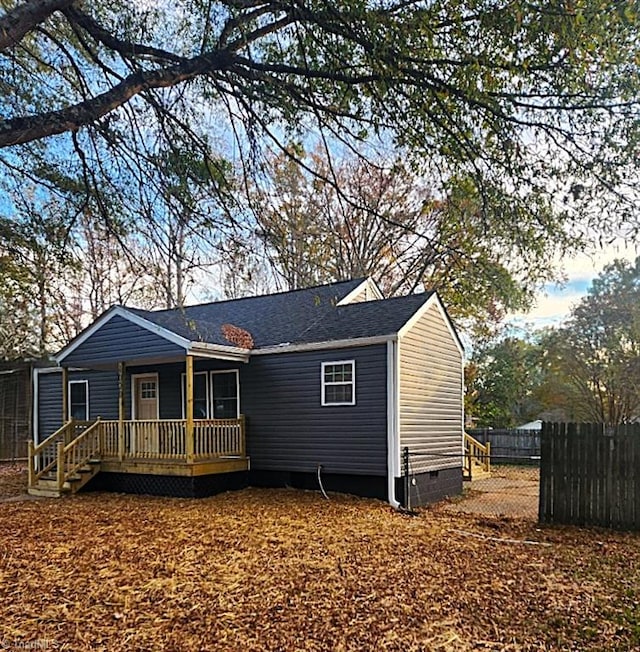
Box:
[0,471,639,651]
[0,463,28,498]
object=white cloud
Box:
[509,239,638,329]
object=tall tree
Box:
[548,259,640,424]
[134,144,234,309]
[249,148,538,331]
[0,201,71,355]
[0,0,638,249]
[0,254,37,359]
[466,336,543,428]
[250,147,333,290]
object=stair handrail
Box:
[28,421,75,487]
[464,432,491,474]
[60,418,102,489]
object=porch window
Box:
[181,372,209,419]
[212,370,239,419]
[68,380,89,420]
[321,361,356,406]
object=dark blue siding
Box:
[37,372,62,441]
[126,360,244,419]
[37,369,119,441]
[36,347,388,477]
[242,345,388,476]
[63,315,186,366]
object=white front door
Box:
[133,374,159,454]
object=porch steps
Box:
[463,432,491,482]
[28,460,101,498]
[463,460,491,482]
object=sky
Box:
[508,238,638,332]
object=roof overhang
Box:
[190,342,250,363]
[252,334,395,355]
[56,306,249,366]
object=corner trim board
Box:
[386,340,400,508]
[32,367,40,446]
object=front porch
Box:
[28,416,248,497]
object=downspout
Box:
[387,339,400,509]
[32,367,40,447]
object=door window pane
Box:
[140,381,157,399]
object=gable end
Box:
[58,310,189,367]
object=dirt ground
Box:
[1,465,639,651]
[447,466,540,520]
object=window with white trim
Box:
[321,361,355,406]
[211,370,239,419]
[68,380,89,420]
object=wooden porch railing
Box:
[61,419,102,484]
[464,432,491,479]
[28,419,94,488]
[100,417,246,461]
[194,416,245,459]
[28,417,246,496]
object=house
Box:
[29,278,465,507]
[516,419,543,431]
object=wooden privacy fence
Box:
[468,428,540,463]
[539,422,640,530]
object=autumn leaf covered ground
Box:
[1,466,639,651]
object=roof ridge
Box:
[126,277,366,315]
[335,291,434,309]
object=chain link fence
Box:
[402,429,541,520]
[453,464,540,520]
[457,428,540,520]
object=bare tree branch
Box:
[0,50,235,146]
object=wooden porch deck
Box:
[28,417,248,496]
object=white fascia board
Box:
[397,293,465,357]
[55,307,192,364]
[189,342,250,363]
[336,278,384,306]
[252,334,395,356]
[34,366,87,374]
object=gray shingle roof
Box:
[127,279,435,350]
[293,293,434,344]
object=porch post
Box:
[185,354,194,462]
[61,367,69,423]
[118,362,125,461]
